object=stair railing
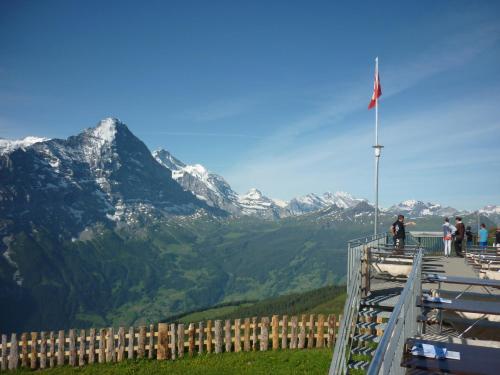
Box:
[329,233,388,375]
[367,247,423,375]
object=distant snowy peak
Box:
[238,188,282,218]
[389,200,458,217]
[286,191,366,215]
[0,136,50,154]
[153,148,241,214]
[323,191,366,209]
[480,205,500,215]
[153,149,186,171]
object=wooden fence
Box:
[0,314,340,371]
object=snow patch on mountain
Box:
[91,117,118,144]
[0,136,50,154]
[153,149,241,214]
[480,205,500,215]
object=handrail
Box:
[366,248,423,375]
[329,233,389,375]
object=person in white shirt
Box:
[442,217,455,257]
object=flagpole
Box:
[373,57,383,236]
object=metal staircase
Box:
[329,234,424,375]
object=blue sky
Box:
[1,1,499,210]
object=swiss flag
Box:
[368,72,382,109]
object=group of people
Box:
[442,217,465,257]
[442,217,500,257]
[390,214,500,258]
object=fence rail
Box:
[0,313,340,371]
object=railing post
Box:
[361,245,371,298]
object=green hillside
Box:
[1,215,350,333]
[173,285,346,324]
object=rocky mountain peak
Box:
[153,149,186,171]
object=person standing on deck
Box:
[391,214,416,251]
[454,217,465,257]
[465,225,474,250]
[495,227,500,248]
[442,218,454,257]
[479,223,488,250]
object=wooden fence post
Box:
[328,314,337,349]
[49,332,55,368]
[224,320,231,353]
[127,327,134,360]
[138,326,146,358]
[170,324,176,360]
[8,333,18,370]
[251,317,257,351]
[30,332,37,369]
[40,331,47,369]
[198,322,204,354]
[106,327,115,363]
[214,320,222,354]
[1,334,8,371]
[89,328,96,364]
[290,316,298,349]
[21,333,27,367]
[307,315,315,349]
[281,315,288,349]
[188,323,195,357]
[148,324,154,359]
[57,330,65,366]
[317,314,325,348]
[69,329,76,366]
[78,329,87,366]
[272,315,279,350]
[98,329,105,363]
[177,323,184,358]
[260,317,269,351]
[157,323,168,360]
[234,319,241,352]
[117,327,125,362]
[205,321,212,354]
[79,329,86,366]
[298,315,306,349]
[243,318,250,352]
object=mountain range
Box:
[1,118,498,236]
[1,118,498,333]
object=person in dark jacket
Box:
[454,217,465,257]
[465,225,474,250]
[495,227,500,248]
[391,215,416,251]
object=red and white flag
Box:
[368,71,382,109]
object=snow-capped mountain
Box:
[153,148,368,219]
[0,118,218,240]
[388,200,458,217]
[480,205,500,215]
[237,188,283,219]
[286,192,365,215]
[153,149,241,214]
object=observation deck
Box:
[329,233,500,375]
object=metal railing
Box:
[366,247,423,375]
[407,231,442,253]
[329,233,388,375]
